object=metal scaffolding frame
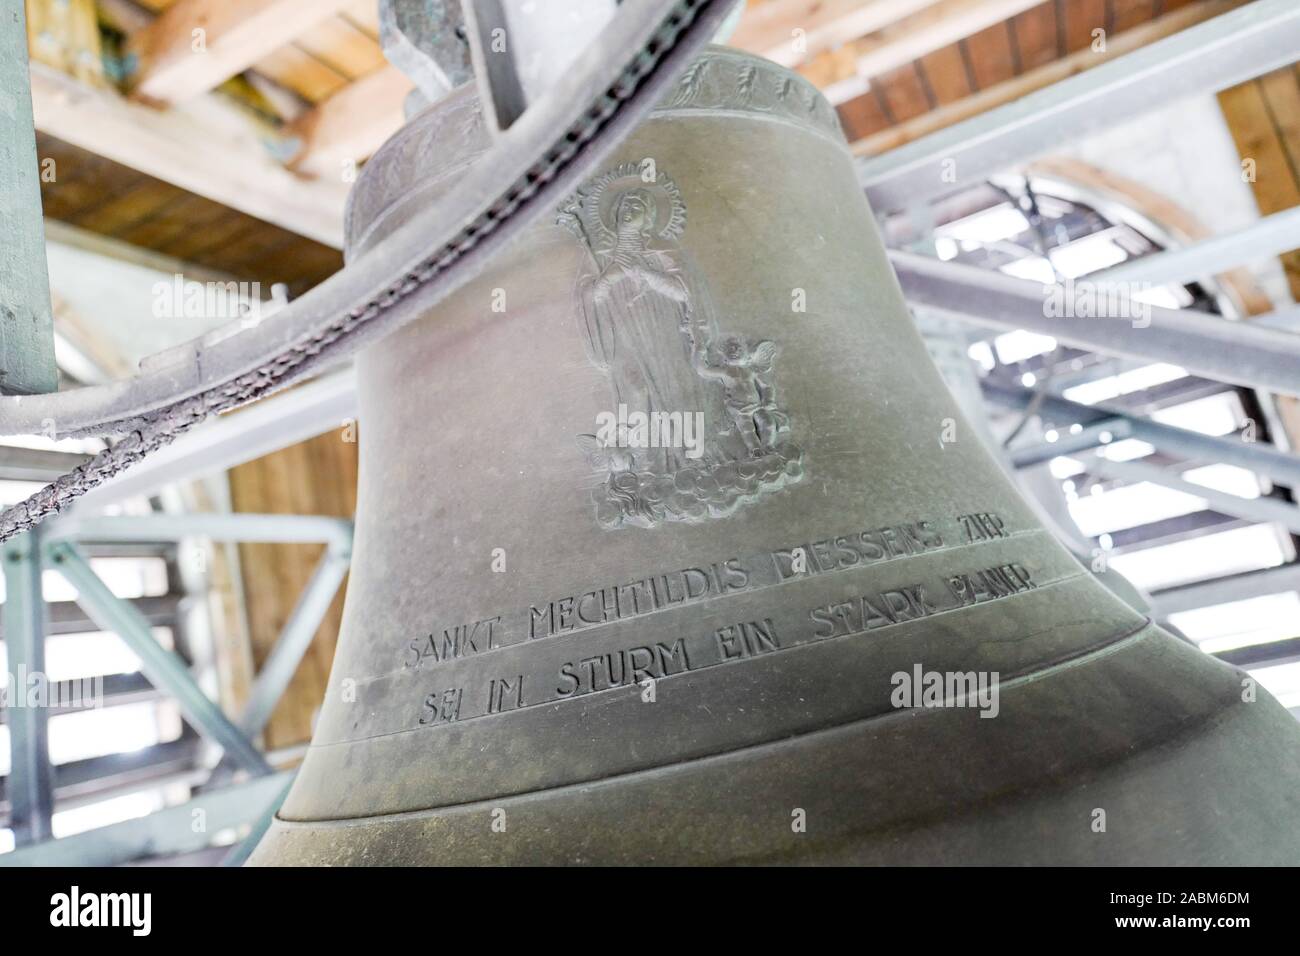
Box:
[0,514,352,866]
[1,531,54,847]
[895,251,1300,399]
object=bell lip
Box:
[246,620,1300,866]
[343,44,847,261]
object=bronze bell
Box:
[250,46,1300,865]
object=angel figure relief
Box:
[558,163,803,529]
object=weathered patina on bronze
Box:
[251,47,1300,866]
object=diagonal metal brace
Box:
[45,541,271,776]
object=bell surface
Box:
[251,47,1300,866]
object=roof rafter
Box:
[126,0,359,105]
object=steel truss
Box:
[0,514,352,866]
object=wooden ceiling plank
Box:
[165,210,262,262]
[852,0,1244,155]
[115,192,230,251]
[1219,71,1300,306]
[1256,67,1300,186]
[808,0,1049,105]
[286,63,412,178]
[294,15,387,80]
[65,178,182,236]
[1063,0,1109,53]
[730,0,943,68]
[213,224,304,274]
[36,137,134,220]
[30,62,348,246]
[962,20,1019,90]
[126,0,359,105]
[919,43,975,106]
[253,43,351,104]
[836,88,891,142]
[877,63,935,124]
[342,0,381,40]
[1012,2,1061,72]
[1111,0,1159,33]
[1218,79,1300,216]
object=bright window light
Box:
[1249,660,1300,710]
[52,791,166,840]
[34,557,170,603]
[48,701,170,766]
[1000,256,1057,284]
[0,434,104,455]
[0,629,167,689]
[1050,456,1086,479]
[45,631,145,682]
[1181,463,1263,499]
[994,330,1057,364]
[1109,523,1288,592]
[1118,363,1189,392]
[966,340,995,371]
[1068,481,1206,537]
[935,236,959,260]
[0,830,12,854]
[1131,284,1191,309]
[0,479,43,508]
[100,495,157,517]
[1151,392,1244,436]
[1173,592,1300,654]
[939,203,1029,244]
[1062,363,1187,405]
[1100,439,1156,462]
[1049,232,1129,278]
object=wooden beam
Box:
[25,0,106,87]
[126,0,357,105]
[1216,64,1300,476]
[729,0,941,68]
[30,62,348,246]
[230,431,357,751]
[850,0,1245,155]
[287,63,412,178]
[805,0,1046,104]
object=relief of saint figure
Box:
[558,163,803,529]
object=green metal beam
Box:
[0,771,293,867]
[1,530,53,844]
[0,1,58,395]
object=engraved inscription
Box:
[958,512,1008,542]
[558,163,803,529]
[400,511,1021,672]
[947,564,1036,606]
[715,619,780,661]
[556,639,692,698]
[528,561,749,640]
[810,564,1037,639]
[406,553,1052,731]
[406,616,502,669]
[771,521,945,578]
[486,675,525,714]
[418,686,464,725]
